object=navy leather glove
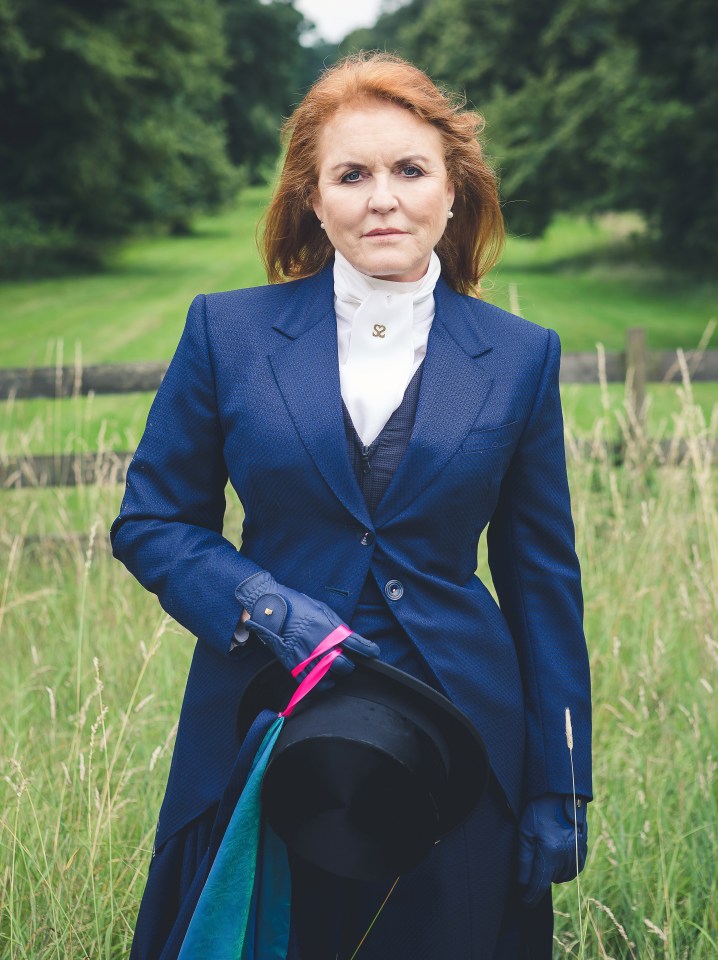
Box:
[518,793,588,908]
[235,571,380,679]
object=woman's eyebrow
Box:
[330,161,367,172]
[395,155,431,166]
[329,154,432,173]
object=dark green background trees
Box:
[342,0,718,265]
[0,0,313,274]
[2,0,716,275]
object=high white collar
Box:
[333,248,441,304]
[333,250,441,445]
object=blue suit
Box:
[111,264,592,906]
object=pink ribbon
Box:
[279,624,353,718]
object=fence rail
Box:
[2,440,718,491]
[2,328,717,488]
[0,361,167,400]
[1,451,133,489]
[2,347,718,402]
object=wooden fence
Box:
[2,328,717,488]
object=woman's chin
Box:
[347,252,429,283]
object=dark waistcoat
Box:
[343,361,424,516]
[343,363,424,607]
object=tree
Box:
[220,0,312,182]
[338,0,718,265]
[0,0,236,273]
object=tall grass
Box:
[547,356,718,957]
[1,363,716,958]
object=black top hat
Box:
[236,657,490,882]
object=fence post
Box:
[625,327,647,431]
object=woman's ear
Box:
[311,189,323,223]
[447,181,455,210]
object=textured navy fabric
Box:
[130,600,553,960]
[111,263,592,861]
[287,783,552,960]
[129,804,216,960]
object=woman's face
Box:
[312,101,455,282]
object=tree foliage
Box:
[221,0,312,182]
[341,0,718,265]
[0,0,235,270]
[0,0,311,274]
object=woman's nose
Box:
[368,176,398,213]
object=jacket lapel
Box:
[268,267,373,529]
[268,269,494,532]
[373,279,495,527]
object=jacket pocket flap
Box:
[461,420,520,452]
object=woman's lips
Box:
[364,229,407,237]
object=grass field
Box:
[3,196,716,363]
[1,381,716,958]
[1,192,717,470]
[1,197,717,957]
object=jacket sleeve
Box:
[110,294,262,657]
[487,328,592,800]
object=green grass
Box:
[1,197,718,956]
[2,200,716,365]
[1,190,269,367]
[1,201,716,462]
[1,386,717,958]
[488,213,718,352]
[0,392,155,460]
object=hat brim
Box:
[236,656,490,879]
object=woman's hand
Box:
[517,793,588,908]
[235,571,380,680]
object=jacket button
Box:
[359,530,375,546]
[384,579,403,601]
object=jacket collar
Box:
[268,262,495,528]
[270,266,335,341]
[271,263,493,358]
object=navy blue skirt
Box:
[131,589,552,960]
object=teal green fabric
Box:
[178,717,289,959]
[241,822,291,959]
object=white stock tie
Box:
[333,249,441,446]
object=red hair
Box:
[261,52,504,296]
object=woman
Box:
[112,52,592,959]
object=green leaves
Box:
[344,0,718,268]
[0,0,309,275]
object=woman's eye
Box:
[341,170,363,183]
[402,166,423,177]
